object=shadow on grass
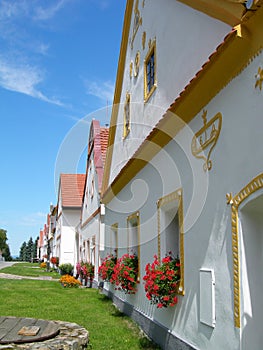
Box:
[97,292,161,349]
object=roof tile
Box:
[61,174,85,208]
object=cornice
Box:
[101,0,134,195]
[177,0,246,26]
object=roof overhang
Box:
[177,0,256,26]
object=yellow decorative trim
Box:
[228,173,263,328]
[123,92,131,139]
[157,188,184,295]
[101,0,133,195]
[130,62,133,78]
[144,38,157,103]
[127,211,140,281]
[226,192,233,205]
[130,0,142,49]
[111,223,118,257]
[142,0,145,8]
[176,0,246,26]
[255,66,263,90]
[134,51,140,77]
[142,31,146,50]
[102,4,263,203]
[191,110,222,171]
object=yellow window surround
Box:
[157,188,185,295]
[127,211,140,281]
[227,172,263,328]
[144,38,157,103]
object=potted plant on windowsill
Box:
[98,253,117,282]
[143,253,180,308]
[111,253,138,294]
[79,262,94,288]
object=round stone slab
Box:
[0,317,60,344]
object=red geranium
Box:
[98,254,117,281]
[50,256,59,266]
[111,253,138,294]
[143,253,180,308]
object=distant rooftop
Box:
[60,174,85,208]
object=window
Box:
[110,223,118,257]
[144,39,156,102]
[127,212,140,280]
[157,189,184,294]
[123,93,131,138]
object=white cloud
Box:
[21,212,47,227]
[36,43,50,56]
[0,58,64,106]
[0,1,27,20]
[33,0,69,21]
[85,80,114,104]
[0,0,69,22]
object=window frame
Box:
[127,211,140,281]
[110,223,118,258]
[157,188,185,295]
[144,39,157,102]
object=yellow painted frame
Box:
[227,172,263,328]
[110,223,118,258]
[157,188,185,295]
[144,38,157,103]
[123,92,131,139]
[127,211,140,281]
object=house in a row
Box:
[78,119,109,285]
[47,120,109,283]
[99,0,263,349]
[55,173,85,267]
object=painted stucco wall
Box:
[109,0,231,184]
[104,49,263,349]
[60,209,81,266]
[81,155,100,225]
[81,146,103,282]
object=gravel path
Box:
[0,272,58,280]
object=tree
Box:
[0,229,8,251]
[0,228,12,261]
[26,237,34,262]
[33,236,39,260]
[3,245,12,261]
[19,241,27,261]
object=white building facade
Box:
[80,120,109,285]
[101,1,263,349]
[56,174,85,268]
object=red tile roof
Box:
[87,120,109,192]
[100,127,109,167]
[60,174,85,208]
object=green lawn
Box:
[0,264,160,349]
[0,262,60,278]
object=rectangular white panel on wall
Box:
[200,268,216,328]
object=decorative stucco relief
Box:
[191,110,222,171]
[130,0,142,49]
[255,66,263,90]
[227,173,263,328]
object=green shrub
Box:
[59,263,73,275]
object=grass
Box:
[0,262,60,278]
[0,264,160,349]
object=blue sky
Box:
[0,0,126,256]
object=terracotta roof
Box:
[60,174,85,208]
[38,230,44,247]
[100,127,109,167]
[85,120,109,193]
